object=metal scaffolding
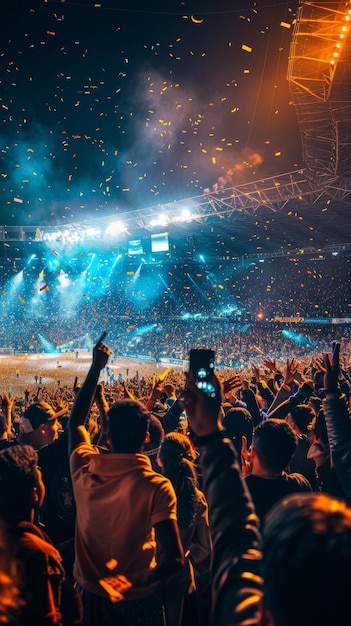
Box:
[288,1,351,181]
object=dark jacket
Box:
[38,431,76,545]
[323,394,351,504]
[245,472,312,528]
[196,434,263,626]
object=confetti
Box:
[190,16,204,24]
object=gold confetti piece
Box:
[105,559,118,571]
[242,44,252,53]
[191,16,204,24]
[280,21,291,29]
[99,575,132,602]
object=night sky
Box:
[1,0,302,227]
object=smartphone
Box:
[189,349,216,397]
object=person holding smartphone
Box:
[179,349,263,626]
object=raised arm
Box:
[1,393,14,438]
[95,383,110,448]
[145,377,164,412]
[267,357,297,414]
[241,379,262,427]
[68,332,111,456]
[323,341,351,503]
[180,372,263,626]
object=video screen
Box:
[151,232,169,253]
[127,239,143,255]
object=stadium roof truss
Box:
[0,168,345,243]
[287,0,351,182]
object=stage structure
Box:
[288,0,351,184]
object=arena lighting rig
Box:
[288,1,351,182]
[0,166,350,246]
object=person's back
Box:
[245,471,311,525]
[245,419,312,527]
[68,338,184,626]
[70,421,178,602]
[38,429,76,545]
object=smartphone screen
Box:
[189,349,216,397]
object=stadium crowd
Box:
[0,252,350,355]
[0,250,351,625]
[0,331,350,625]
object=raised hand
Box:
[262,357,278,374]
[94,382,105,401]
[323,341,341,396]
[92,331,111,371]
[284,357,298,386]
[251,363,260,382]
[312,354,327,375]
[120,380,135,400]
[150,377,164,401]
[1,393,14,410]
[293,361,308,385]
